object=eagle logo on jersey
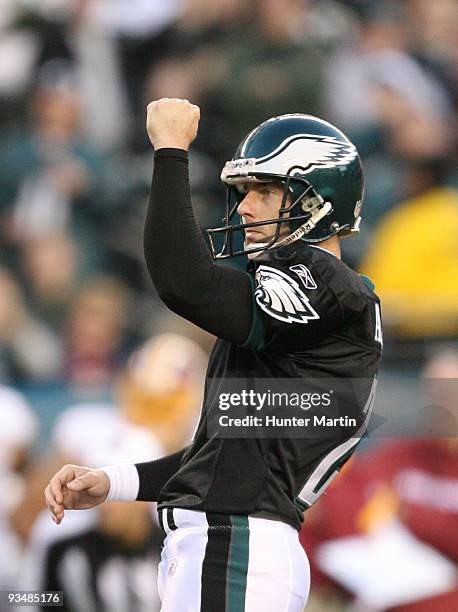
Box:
[255,265,320,324]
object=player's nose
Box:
[237,191,257,219]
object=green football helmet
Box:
[207,114,364,259]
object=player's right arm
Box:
[144,98,254,344]
[45,449,185,524]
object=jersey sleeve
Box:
[135,448,187,502]
[245,253,348,351]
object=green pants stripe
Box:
[226,515,250,611]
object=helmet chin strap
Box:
[246,201,332,260]
[278,201,333,245]
[246,243,270,260]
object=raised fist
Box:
[146,98,200,151]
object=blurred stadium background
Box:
[0,1,456,610]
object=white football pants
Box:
[157,507,310,612]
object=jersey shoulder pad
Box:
[253,243,329,324]
[303,244,379,314]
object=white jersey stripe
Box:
[297,377,377,507]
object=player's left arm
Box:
[144,98,253,344]
[45,450,188,523]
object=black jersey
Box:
[157,240,382,530]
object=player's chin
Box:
[244,230,268,245]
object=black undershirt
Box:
[137,149,254,501]
[136,450,185,501]
[143,148,253,343]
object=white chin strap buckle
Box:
[279,201,333,246]
[302,201,332,233]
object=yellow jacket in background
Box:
[360,187,458,337]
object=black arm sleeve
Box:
[143,148,253,344]
[135,449,186,501]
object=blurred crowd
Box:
[0,332,207,611]
[0,0,457,611]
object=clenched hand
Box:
[44,464,110,524]
[146,98,200,151]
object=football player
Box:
[45,99,382,611]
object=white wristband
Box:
[101,463,140,502]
